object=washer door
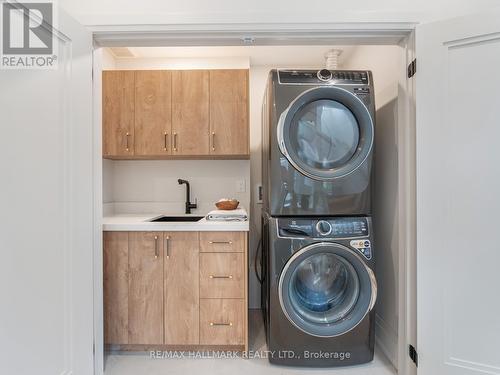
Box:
[277,86,374,181]
[279,242,377,337]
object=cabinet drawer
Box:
[200,232,245,253]
[200,299,244,345]
[200,253,244,298]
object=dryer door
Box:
[279,242,376,337]
[277,87,374,181]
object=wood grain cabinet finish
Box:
[164,232,200,345]
[199,231,245,253]
[103,69,249,159]
[200,299,245,346]
[128,232,164,345]
[103,232,129,345]
[103,231,247,349]
[103,71,135,157]
[209,70,249,157]
[134,71,172,156]
[172,70,210,156]
[200,253,245,298]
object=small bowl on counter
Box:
[215,199,240,210]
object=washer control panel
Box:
[278,69,370,85]
[278,217,369,239]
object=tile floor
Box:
[104,310,397,375]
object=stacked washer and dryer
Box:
[261,69,378,367]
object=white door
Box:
[416,10,500,375]
[0,6,94,375]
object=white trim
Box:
[92,48,105,375]
[92,22,416,47]
[397,30,417,375]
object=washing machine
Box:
[262,69,375,216]
[261,213,377,367]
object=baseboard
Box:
[375,313,398,369]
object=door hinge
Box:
[407,59,417,78]
[409,344,418,367]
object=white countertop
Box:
[102,213,249,232]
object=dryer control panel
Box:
[278,69,370,85]
[278,217,369,239]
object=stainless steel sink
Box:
[149,215,204,222]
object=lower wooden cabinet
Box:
[103,232,129,344]
[103,230,247,350]
[128,232,164,344]
[200,253,245,298]
[200,299,245,346]
[164,232,199,345]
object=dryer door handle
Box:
[367,266,378,311]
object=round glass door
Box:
[279,242,375,337]
[278,86,374,180]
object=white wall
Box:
[105,160,250,215]
[62,0,499,26]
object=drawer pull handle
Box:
[173,132,178,151]
[209,241,233,244]
[125,132,130,151]
[164,132,168,151]
[165,236,170,258]
[209,275,233,279]
[154,235,159,259]
[210,322,233,326]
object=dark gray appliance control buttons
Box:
[316,220,332,236]
[317,69,332,81]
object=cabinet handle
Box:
[164,132,168,151]
[209,241,233,244]
[209,275,233,279]
[211,132,216,151]
[165,236,170,258]
[210,322,233,326]
[173,132,178,151]
[125,132,130,151]
[154,235,159,259]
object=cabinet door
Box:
[128,232,164,344]
[200,299,245,346]
[209,70,249,156]
[103,232,129,345]
[103,70,135,157]
[172,70,210,156]
[164,232,200,345]
[135,71,172,156]
[200,253,245,298]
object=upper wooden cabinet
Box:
[172,70,210,156]
[102,69,249,159]
[209,70,249,157]
[134,71,172,156]
[102,71,135,157]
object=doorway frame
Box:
[91,22,417,375]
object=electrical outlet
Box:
[256,184,263,203]
[236,179,246,193]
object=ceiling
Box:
[108,45,359,67]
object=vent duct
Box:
[325,49,343,70]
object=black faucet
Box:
[178,179,197,214]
